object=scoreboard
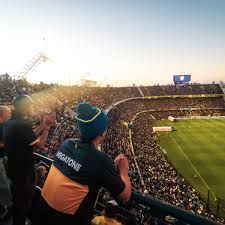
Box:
[173,75,191,85]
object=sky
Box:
[0,0,225,86]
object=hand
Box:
[114,154,129,175]
[43,113,56,128]
[42,115,51,130]
[48,113,56,124]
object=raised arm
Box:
[102,153,131,203]
[114,154,132,202]
[30,114,55,149]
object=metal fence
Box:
[206,189,225,219]
[34,152,223,224]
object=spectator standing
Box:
[3,95,54,225]
[34,102,131,225]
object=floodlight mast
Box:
[18,52,48,80]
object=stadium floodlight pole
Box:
[18,52,49,80]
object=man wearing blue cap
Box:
[35,102,131,225]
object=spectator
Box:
[33,102,131,225]
[0,105,12,223]
[36,165,47,188]
[92,200,122,225]
[3,95,54,225]
[0,106,11,157]
[141,84,223,96]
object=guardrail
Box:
[132,192,221,225]
[34,153,222,225]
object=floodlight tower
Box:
[16,36,50,80]
[18,52,49,80]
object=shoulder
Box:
[61,138,79,148]
[95,150,110,159]
[4,118,29,128]
[2,119,17,133]
[96,151,114,167]
[57,138,80,154]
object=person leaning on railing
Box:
[33,102,131,225]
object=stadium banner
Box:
[153,127,173,132]
[176,116,225,120]
[168,116,176,122]
[143,94,223,99]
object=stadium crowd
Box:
[141,84,223,96]
[50,85,141,109]
[102,100,225,224]
[0,75,225,225]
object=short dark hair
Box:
[13,95,33,113]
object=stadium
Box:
[1,1,225,225]
[0,72,225,225]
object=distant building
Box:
[81,79,97,87]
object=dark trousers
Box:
[10,174,36,225]
[32,197,91,225]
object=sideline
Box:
[164,127,225,214]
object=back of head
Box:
[13,95,33,115]
[76,102,108,140]
[37,166,47,177]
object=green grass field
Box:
[156,118,225,216]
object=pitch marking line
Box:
[169,133,225,215]
[168,132,217,201]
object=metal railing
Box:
[34,152,222,225]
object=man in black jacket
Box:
[3,95,54,225]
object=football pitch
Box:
[156,118,225,216]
